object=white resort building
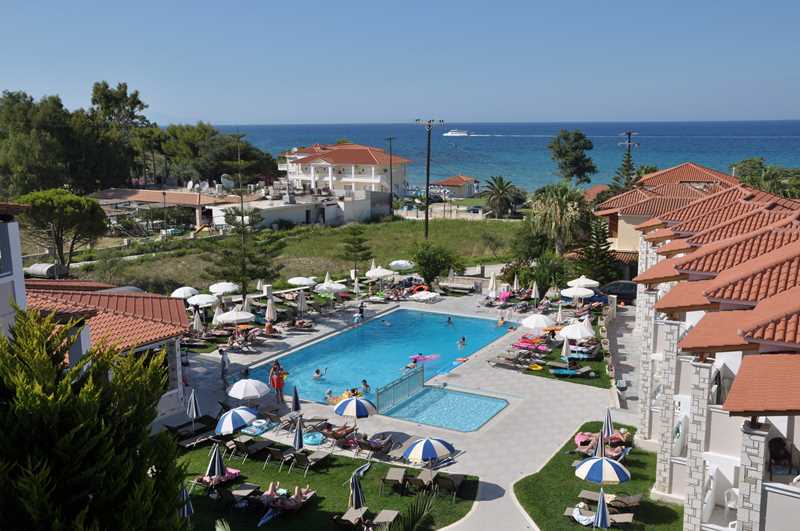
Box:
[596,164,800,531]
[280,143,410,196]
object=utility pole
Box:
[619,130,639,156]
[415,119,444,239]
[236,133,246,294]
[385,136,395,213]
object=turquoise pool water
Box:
[251,309,511,405]
[385,387,507,432]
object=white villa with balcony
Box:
[0,203,27,335]
[279,143,410,196]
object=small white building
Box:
[432,175,480,198]
[280,143,410,196]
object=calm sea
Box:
[218,121,800,191]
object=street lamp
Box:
[415,119,444,239]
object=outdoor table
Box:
[417,468,438,486]
[231,482,260,499]
[380,467,406,496]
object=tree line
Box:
[0,81,278,199]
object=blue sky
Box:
[2,1,799,124]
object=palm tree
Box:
[528,182,588,254]
[482,175,519,218]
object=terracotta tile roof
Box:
[723,354,800,416]
[637,162,739,188]
[433,175,479,186]
[292,145,411,166]
[617,196,696,217]
[635,217,667,232]
[25,279,116,292]
[656,208,797,257]
[655,238,693,256]
[677,310,756,352]
[634,187,747,231]
[649,182,709,199]
[594,188,656,214]
[654,279,717,313]
[583,184,609,202]
[740,286,800,346]
[665,201,765,237]
[633,257,685,284]
[703,240,800,306]
[644,227,676,243]
[610,250,639,265]
[27,290,188,352]
[677,221,800,276]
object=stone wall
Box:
[638,289,658,439]
[655,320,682,494]
[737,421,769,531]
[683,360,713,531]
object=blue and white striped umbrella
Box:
[179,483,194,519]
[215,406,257,435]
[602,408,614,439]
[348,470,366,509]
[574,448,631,485]
[334,397,377,419]
[593,488,611,529]
[292,386,302,413]
[402,437,456,464]
[206,443,227,479]
[293,414,304,451]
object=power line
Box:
[618,130,640,156]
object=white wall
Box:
[0,221,26,335]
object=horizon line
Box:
[168,119,800,127]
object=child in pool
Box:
[313,368,327,380]
[457,336,466,349]
[361,379,371,393]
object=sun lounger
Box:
[542,360,569,369]
[434,474,465,503]
[178,429,215,449]
[550,366,594,377]
[354,434,395,460]
[232,439,272,463]
[564,506,634,525]
[289,450,330,477]
[264,446,294,471]
[371,509,400,528]
[333,506,368,527]
[578,489,642,509]
[192,467,241,490]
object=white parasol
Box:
[187,293,218,308]
[209,282,240,296]
[288,277,317,287]
[568,275,600,288]
[487,272,498,298]
[314,272,347,294]
[171,286,199,299]
[216,310,255,325]
[389,259,414,271]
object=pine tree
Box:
[205,214,285,294]
[337,224,373,277]
[610,149,637,192]
[0,309,185,530]
[578,218,618,284]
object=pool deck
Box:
[170,295,614,530]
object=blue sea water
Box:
[218,121,800,191]
[250,309,512,404]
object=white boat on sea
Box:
[443,129,469,137]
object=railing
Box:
[375,366,424,413]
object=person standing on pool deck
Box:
[358,301,365,319]
[219,348,230,386]
[270,361,285,404]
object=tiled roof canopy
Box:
[292,144,411,165]
[433,175,478,186]
[25,279,116,291]
[26,289,188,352]
[724,354,800,416]
[637,162,739,187]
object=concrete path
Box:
[166,295,615,530]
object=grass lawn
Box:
[180,446,478,531]
[75,218,518,293]
[514,421,683,531]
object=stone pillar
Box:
[634,235,649,337]
[638,289,658,439]
[655,320,681,493]
[737,421,769,531]
[683,359,713,531]
[195,206,203,230]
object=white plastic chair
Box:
[724,487,740,521]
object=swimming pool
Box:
[384,387,508,432]
[251,309,511,405]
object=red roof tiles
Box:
[637,162,739,188]
[292,145,411,166]
[25,279,116,292]
[654,279,717,313]
[617,196,696,217]
[724,354,800,416]
[583,184,609,202]
[740,286,800,346]
[433,175,479,186]
[677,310,755,352]
[26,290,188,351]
[633,257,685,284]
[594,188,656,214]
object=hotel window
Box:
[0,225,11,277]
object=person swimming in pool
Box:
[405,358,418,370]
[324,389,335,404]
[381,319,391,326]
[361,379,371,393]
[457,336,466,349]
[446,316,453,326]
[313,368,327,380]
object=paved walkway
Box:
[166,295,615,530]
